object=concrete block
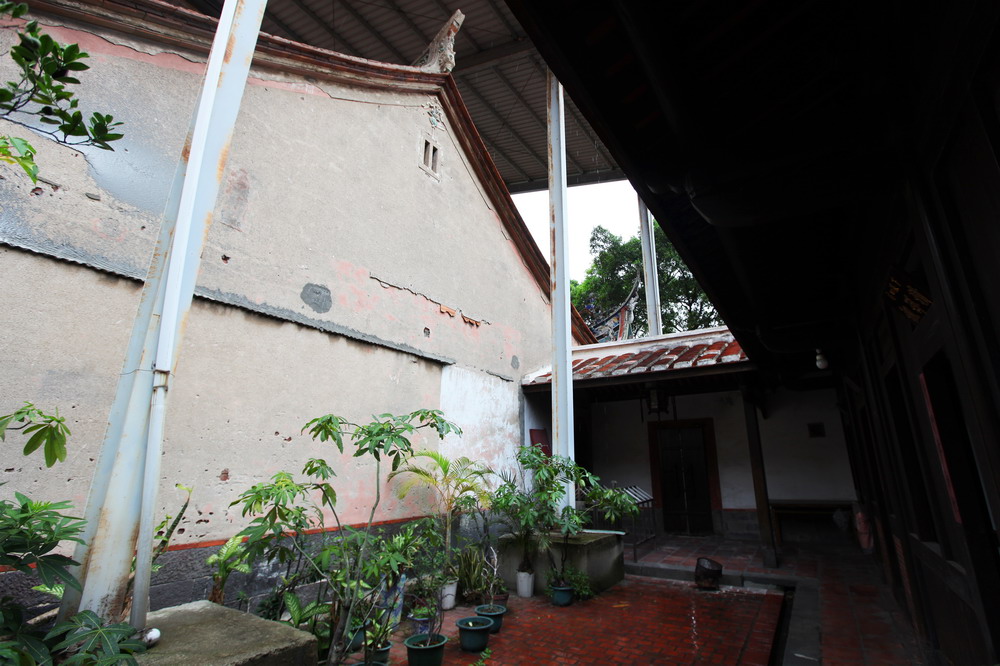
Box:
[137,600,316,666]
[499,531,625,595]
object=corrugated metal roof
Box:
[523,327,749,386]
[173,0,624,191]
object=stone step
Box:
[137,600,317,665]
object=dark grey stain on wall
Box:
[300,283,332,313]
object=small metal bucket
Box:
[694,557,722,590]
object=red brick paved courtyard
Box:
[634,530,928,665]
[385,576,783,665]
[376,526,930,665]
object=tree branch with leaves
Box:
[572,224,721,336]
[0,0,123,182]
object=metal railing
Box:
[588,484,657,562]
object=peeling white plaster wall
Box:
[437,365,520,474]
[0,16,553,546]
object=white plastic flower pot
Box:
[516,571,535,598]
[439,579,458,610]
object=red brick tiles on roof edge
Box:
[526,337,747,385]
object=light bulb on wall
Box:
[815,349,829,370]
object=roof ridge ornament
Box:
[412,10,465,73]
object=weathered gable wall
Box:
[0,10,550,546]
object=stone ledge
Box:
[137,600,317,666]
[499,530,625,594]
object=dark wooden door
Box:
[658,426,713,533]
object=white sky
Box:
[512,180,641,282]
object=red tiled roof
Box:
[523,329,749,386]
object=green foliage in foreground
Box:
[215,409,460,664]
[0,402,71,467]
[1,400,145,665]
[0,0,123,181]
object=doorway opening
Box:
[649,420,720,534]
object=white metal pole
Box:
[638,198,663,336]
[61,0,268,627]
[131,0,268,629]
[547,70,575,508]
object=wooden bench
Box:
[769,499,854,546]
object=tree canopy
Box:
[571,224,721,336]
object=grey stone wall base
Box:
[138,600,317,666]
[721,510,761,540]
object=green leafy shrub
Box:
[0,402,145,664]
[0,402,71,468]
[493,444,637,589]
[220,409,459,664]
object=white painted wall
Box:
[759,388,856,501]
[438,365,521,474]
[588,392,754,508]
[587,387,856,511]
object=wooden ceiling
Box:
[505,0,1000,381]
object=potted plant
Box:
[229,409,460,665]
[407,603,434,636]
[455,615,493,652]
[490,464,548,597]
[494,444,637,605]
[357,607,393,665]
[402,568,448,666]
[456,543,489,605]
[522,445,636,606]
[474,547,507,633]
[387,451,490,610]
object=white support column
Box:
[638,197,662,337]
[547,70,575,507]
[60,0,269,628]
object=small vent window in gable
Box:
[420,137,440,179]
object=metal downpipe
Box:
[639,198,662,336]
[547,70,575,507]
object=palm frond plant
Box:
[386,450,486,574]
[206,534,252,604]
